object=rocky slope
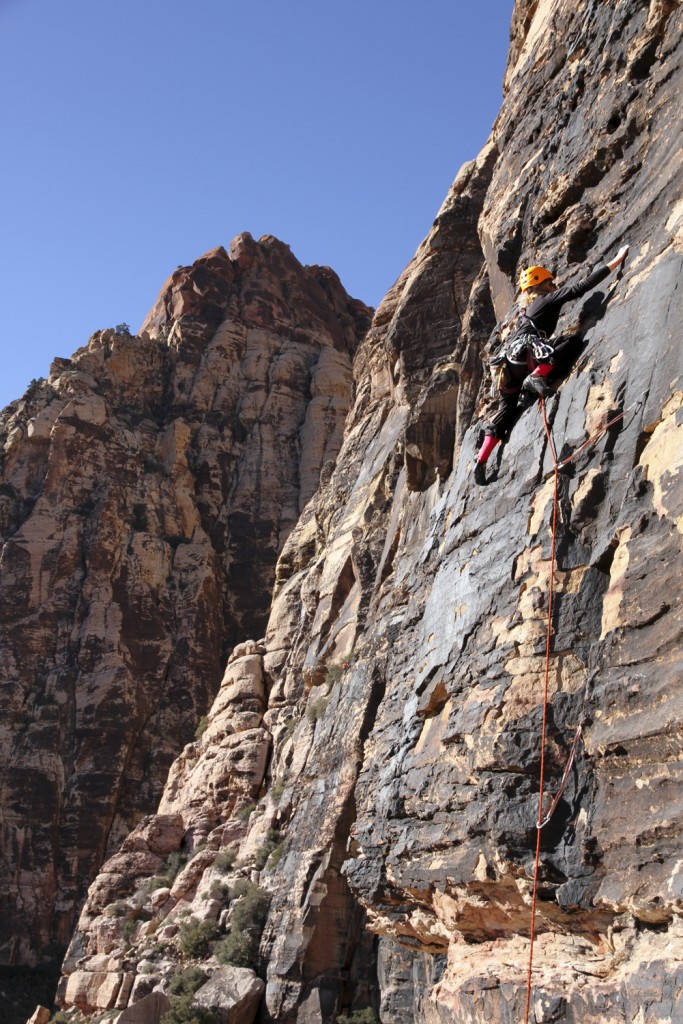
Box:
[0,233,371,987]
[18,0,683,1022]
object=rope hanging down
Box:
[523,397,560,1024]
[521,383,637,1019]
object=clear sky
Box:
[0,0,514,410]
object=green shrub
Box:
[325,663,345,685]
[214,928,253,967]
[213,881,270,969]
[195,715,209,739]
[165,851,188,881]
[167,966,207,996]
[114,323,132,336]
[254,829,281,871]
[143,875,171,893]
[213,849,237,873]
[179,918,220,958]
[307,697,329,722]
[270,778,286,802]
[236,801,257,821]
[107,900,129,918]
[142,850,187,894]
[268,841,285,869]
[49,1014,70,1024]
[122,918,138,945]
[25,377,46,398]
[336,1010,379,1024]
[229,881,270,931]
[160,994,221,1024]
[284,717,297,739]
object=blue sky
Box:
[0,0,514,410]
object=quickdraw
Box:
[537,725,583,830]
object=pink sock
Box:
[477,435,500,464]
[533,363,553,377]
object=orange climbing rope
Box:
[521,392,636,1019]
[523,397,559,1024]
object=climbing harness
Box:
[488,310,553,397]
[506,332,555,368]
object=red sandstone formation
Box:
[0,234,370,986]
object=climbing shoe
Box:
[473,461,487,486]
[522,374,553,399]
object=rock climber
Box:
[473,245,629,484]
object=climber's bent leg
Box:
[486,390,521,444]
[477,434,500,464]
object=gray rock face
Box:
[253,1,683,1020]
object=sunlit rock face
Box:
[16,1,683,1023]
[255,1,682,1020]
[0,233,371,973]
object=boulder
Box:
[117,990,171,1024]
[25,1009,50,1024]
[193,965,265,1023]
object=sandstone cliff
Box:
[17,0,683,1022]
[0,233,371,991]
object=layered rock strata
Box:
[27,0,683,1022]
[0,233,371,975]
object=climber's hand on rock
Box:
[608,246,629,271]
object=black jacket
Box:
[523,264,611,338]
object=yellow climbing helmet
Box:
[519,265,555,291]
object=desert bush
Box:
[122,918,139,946]
[167,966,207,996]
[179,918,220,958]
[165,851,188,881]
[214,928,252,967]
[194,715,209,739]
[230,881,270,931]
[336,1010,379,1024]
[284,717,297,739]
[306,697,329,722]
[325,663,345,685]
[213,849,237,873]
[160,994,221,1024]
[107,900,129,918]
[268,841,286,869]
[214,881,270,968]
[269,777,287,801]
[143,850,187,894]
[236,801,257,821]
[254,829,281,870]
[25,377,46,398]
